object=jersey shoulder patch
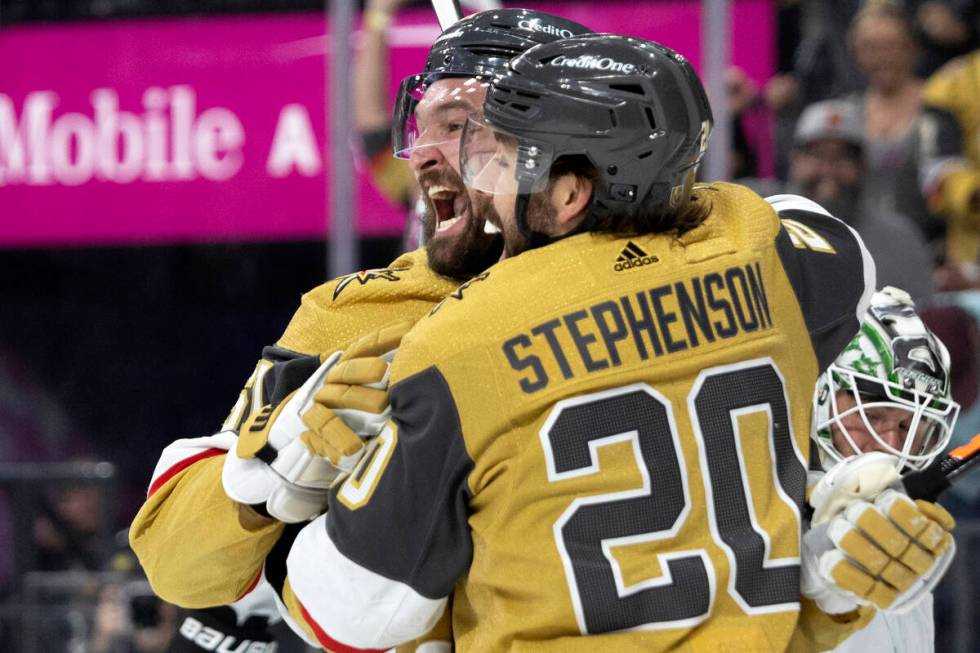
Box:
[277,249,459,355]
[429,271,491,316]
[324,248,451,304]
[331,266,409,301]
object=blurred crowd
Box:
[725,1,980,522]
[732,0,980,303]
[2,0,980,651]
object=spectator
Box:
[911,1,978,76]
[0,346,94,592]
[791,0,865,107]
[742,99,936,303]
[922,49,980,285]
[89,581,178,653]
[32,479,109,574]
[353,0,422,251]
[843,3,962,250]
[725,66,775,180]
[763,0,864,179]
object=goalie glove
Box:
[801,452,956,614]
[222,320,413,523]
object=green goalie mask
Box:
[813,287,960,471]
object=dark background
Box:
[0,238,401,515]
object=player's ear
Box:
[550,173,593,234]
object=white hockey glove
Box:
[802,452,956,614]
[222,321,412,522]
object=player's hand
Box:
[315,319,412,439]
[222,320,413,522]
[802,453,956,614]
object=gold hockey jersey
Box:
[130,248,461,610]
[281,184,877,652]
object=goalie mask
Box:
[460,34,712,250]
[392,9,593,158]
[813,287,960,471]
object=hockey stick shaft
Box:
[430,0,463,30]
[903,433,980,501]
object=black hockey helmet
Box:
[461,34,713,244]
[392,9,593,158]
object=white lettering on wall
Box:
[266,104,321,178]
[143,86,170,181]
[171,85,195,180]
[0,85,247,187]
[93,88,144,183]
[0,91,56,185]
[195,107,245,181]
[48,112,96,186]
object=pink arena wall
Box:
[0,2,773,247]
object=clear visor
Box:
[392,74,491,159]
[460,115,551,196]
[817,365,960,471]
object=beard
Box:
[800,178,861,225]
[501,190,559,258]
[818,191,860,226]
[419,167,503,281]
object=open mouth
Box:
[428,185,466,233]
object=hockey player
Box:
[804,287,959,653]
[812,288,958,475]
[128,8,592,649]
[267,35,895,651]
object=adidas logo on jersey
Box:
[614,241,658,271]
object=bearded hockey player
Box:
[266,35,897,651]
[804,287,959,653]
[128,8,592,651]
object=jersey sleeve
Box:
[132,347,319,609]
[269,364,474,652]
[767,194,876,371]
[129,434,285,608]
[132,251,455,635]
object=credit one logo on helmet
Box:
[517,20,576,39]
[549,55,636,74]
